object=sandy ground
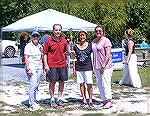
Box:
[0,79,150,115]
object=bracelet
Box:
[101,66,105,69]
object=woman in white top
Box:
[119,29,142,88]
[24,31,43,111]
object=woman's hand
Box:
[27,69,33,77]
[125,60,129,65]
[70,50,76,59]
[100,67,105,74]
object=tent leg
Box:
[0,28,3,63]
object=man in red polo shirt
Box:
[43,24,68,108]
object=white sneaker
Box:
[29,103,43,111]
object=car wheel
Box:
[4,46,16,58]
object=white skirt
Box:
[119,54,142,88]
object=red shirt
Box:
[43,36,68,68]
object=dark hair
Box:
[78,31,88,38]
[53,24,62,30]
[94,25,105,36]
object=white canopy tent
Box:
[2,9,97,32]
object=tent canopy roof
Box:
[2,9,97,32]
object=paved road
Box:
[0,55,74,83]
[1,56,28,83]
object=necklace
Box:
[78,42,88,49]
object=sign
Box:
[111,48,123,70]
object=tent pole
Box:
[69,28,73,42]
[0,28,3,63]
[0,28,2,40]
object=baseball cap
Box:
[31,31,40,36]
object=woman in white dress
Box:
[119,28,142,88]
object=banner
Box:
[111,48,123,70]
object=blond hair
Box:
[125,28,134,37]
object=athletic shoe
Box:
[29,103,43,111]
[57,99,64,107]
[50,100,57,108]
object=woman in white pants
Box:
[24,31,43,111]
[92,25,113,109]
[119,29,142,88]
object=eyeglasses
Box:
[32,34,40,38]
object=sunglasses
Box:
[95,30,103,33]
[32,34,40,38]
[54,29,61,31]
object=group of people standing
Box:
[23,24,142,111]
[72,25,113,109]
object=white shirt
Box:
[24,41,43,69]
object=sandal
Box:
[89,102,94,108]
[102,102,112,109]
[80,101,87,107]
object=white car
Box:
[1,40,18,58]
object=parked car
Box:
[1,40,18,58]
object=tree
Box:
[125,1,150,43]
[0,0,31,27]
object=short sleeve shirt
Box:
[140,41,149,53]
[92,36,112,69]
[43,36,68,68]
[140,42,149,49]
[24,41,43,69]
[74,43,93,71]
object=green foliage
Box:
[125,1,150,42]
[0,0,31,27]
[0,0,149,44]
[132,28,146,43]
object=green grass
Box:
[112,66,150,87]
[70,66,149,87]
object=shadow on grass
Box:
[113,81,135,88]
[21,97,102,108]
